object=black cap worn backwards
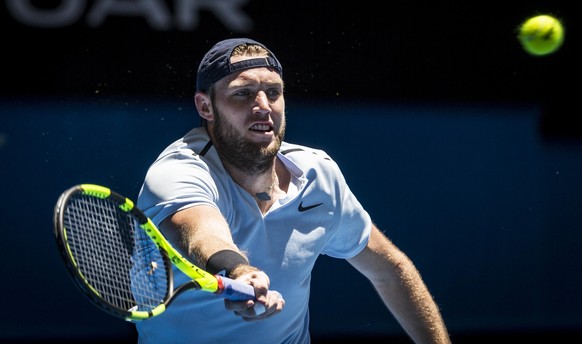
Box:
[196,38,283,92]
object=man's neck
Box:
[224,157,291,213]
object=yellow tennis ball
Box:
[518,15,565,56]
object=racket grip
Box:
[216,275,257,301]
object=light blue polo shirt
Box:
[136,127,371,344]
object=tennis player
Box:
[136,38,451,343]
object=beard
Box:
[210,105,286,175]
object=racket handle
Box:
[216,275,257,301]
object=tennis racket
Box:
[53,183,266,321]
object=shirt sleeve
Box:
[137,149,218,226]
[317,155,372,259]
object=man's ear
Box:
[194,93,214,122]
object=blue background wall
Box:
[1,97,581,342]
[1,0,581,342]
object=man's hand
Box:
[224,270,285,321]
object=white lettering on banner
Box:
[5,0,253,32]
[86,0,172,29]
[5,0,84,27]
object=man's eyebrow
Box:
[229,79,283,88]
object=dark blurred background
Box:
[1,0,581,343]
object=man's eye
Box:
[235,90,251,97]
[267,89,281,98]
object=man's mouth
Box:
[250,124,273,132]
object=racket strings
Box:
[64,194,170,313]
[131,225,171,311]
